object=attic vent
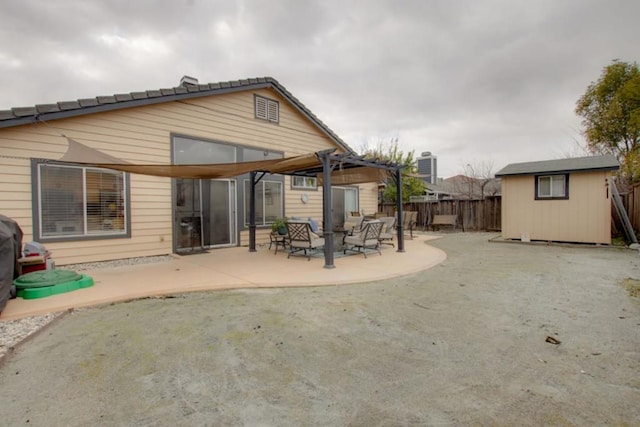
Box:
[179,75,199,87]
[254,95,279,123]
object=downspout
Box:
[396,167,405,252]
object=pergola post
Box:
[249,171,257,252]
[396,166,405,252]
[244,150,404,265]
[321,153,335,269]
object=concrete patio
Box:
[1,234,446,320]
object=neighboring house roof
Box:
[427,175,501,198]
[0,76,354,154]
[495,155,619,177]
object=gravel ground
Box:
[0,255,174,359]
[0,313,61,358]
[0,233,638,426]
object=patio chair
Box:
[343,220,384,258]
[268,231,288,255]
[342,214,364,235]
[286,221,325,261]
[396,211,418,239]
[378,216,397,247]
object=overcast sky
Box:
[1,0,638,177]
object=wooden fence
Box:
[378,196,502,232]
[619,183,640,235]
[374,185,640,237]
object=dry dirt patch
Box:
[622,277,640,297]
[0,233,638,426]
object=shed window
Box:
[33,162,129,240]
[536,174,568,199]
[255,95,279,123]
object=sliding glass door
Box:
[331,186,359,228]
[202,179,236,247]
[175,178,236,252]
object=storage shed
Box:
[495,155,619,244]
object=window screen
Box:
[292,176,317,189]
[37,163,127,239]
[244,180,283,226]
[536,174,567,199]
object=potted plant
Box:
[271,217,288,235]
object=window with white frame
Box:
[536,174,568,199]
[254,95,279,123]
[291,176,317,190]
[244,179,283,226]
[34,162,128,239]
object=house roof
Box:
[495,155,619,177]
[0,76,354,154]
[425,175,502,198]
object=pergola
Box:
[248,149,406,268]
[59,138,407,269]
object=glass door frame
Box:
[331,186,359,229]
[202,178,237,248]
[173,178,237,253]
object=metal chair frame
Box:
[343,220,384,258]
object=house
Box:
[495,155,619,244]
[0,76,379,265]
[433,175,501,200]
[409,176,501,202]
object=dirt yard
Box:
[0,233,638,426]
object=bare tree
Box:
[560,133,591,159]
[455,160,496,199]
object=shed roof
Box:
[495,155,619,177]
[0,76,354,154]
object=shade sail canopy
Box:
[57,138,391,184]
[55,137,406,267]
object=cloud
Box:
[0,0,638,176]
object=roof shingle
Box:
[0,76,353,153]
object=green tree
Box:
[360,137,425,203]
[576,60,640,182]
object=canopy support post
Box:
[396,167,405,252]
[320,153,335,269]
[249,171,266,252]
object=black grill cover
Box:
[0,215,23,313]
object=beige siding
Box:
[501,171,612,244]
[284,177,323,220]
[0,87,369,264]
[240,229,273,247]
[358,182,379,216]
